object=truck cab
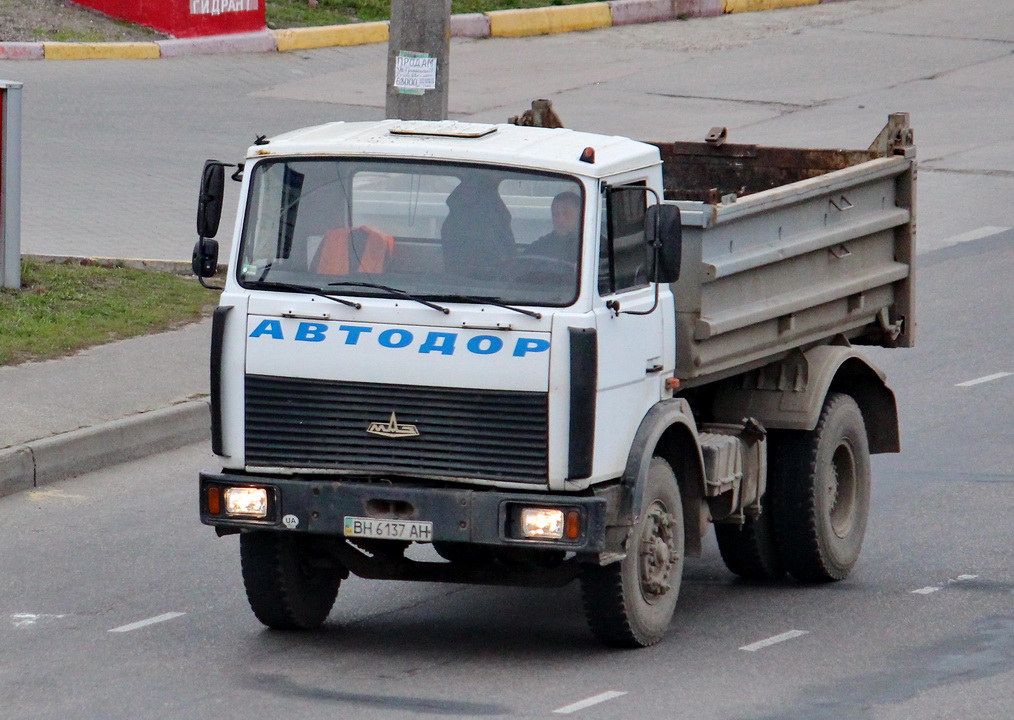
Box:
[209,120,680,492]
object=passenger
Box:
[312,226,394,275]
[440,177,516,279]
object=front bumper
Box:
[199,471,608,553]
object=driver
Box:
[523,191,581,262]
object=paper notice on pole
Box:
[395,51,438,95]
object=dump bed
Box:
[652,114,915,386]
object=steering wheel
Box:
[512,254,576,284]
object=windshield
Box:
[237,158,584,307]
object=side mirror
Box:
[646,204,682,284]
[192,238,220,278]
[197,160,226,239]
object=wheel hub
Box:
[639,505,678,599]
[828,441,858,538]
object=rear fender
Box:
[712,344,900,454]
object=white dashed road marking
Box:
[911,574,978,595]
[740,629,809,652]
[9,613,66,628]
[956,372,1012,388]
[109,612,186,633]
[553,691,628,714]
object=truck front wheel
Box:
[771,392,871,582]
[240,531,342,630]
[581,456,684,648]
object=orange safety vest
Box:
[313,226,395,275]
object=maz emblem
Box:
[367,412,420,439]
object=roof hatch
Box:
[389,121,498,139]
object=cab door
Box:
[591,181,671,478]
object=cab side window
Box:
[598,182,650,295]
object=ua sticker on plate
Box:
[282,514,299,529]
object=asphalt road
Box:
[2,0,1013,717]
[1,230,1012,719]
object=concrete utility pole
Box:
[385,0,451,121]
[0,80,23,290]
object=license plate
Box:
[343,516,433,542]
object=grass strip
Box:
[0,260,213,367]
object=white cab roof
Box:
[247,120,660,179]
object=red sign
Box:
[70,0,265,39]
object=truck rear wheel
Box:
[240,531,341,630]
[581,456,684,648]
[771,393,871,582]
[714,488,784,580]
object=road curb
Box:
[0,42,45,60]
[679,0,725,17]
[0,0,852,60]
[722,0,818,11]
[488,3,613,38]
[274,21,389,52]
[450,13,492,39]
[158,29,277,57]
[0,400,210,499]
[43,41,162,60]
[23,253,214,276]
[612,0,695,26]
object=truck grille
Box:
[245,375,548,484]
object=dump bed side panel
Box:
[667,154,915,386]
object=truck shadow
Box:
[231,556,857,715]
[239,671,511,716]
[243,552,816,658]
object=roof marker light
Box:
[579,147,596,164]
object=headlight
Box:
[224,487,269,518]
[520,508,565,539]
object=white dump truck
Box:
[193,105,915,647]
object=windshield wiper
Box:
[428,295,542,319]
[251,280,362,309]
[327,281,449,315]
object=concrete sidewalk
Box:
[0,0,840,61]
[0,317,212,497]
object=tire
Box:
[581,456,684,648]
[714,487,784,580]
[771,393,871,582]
[240,531,341,630]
